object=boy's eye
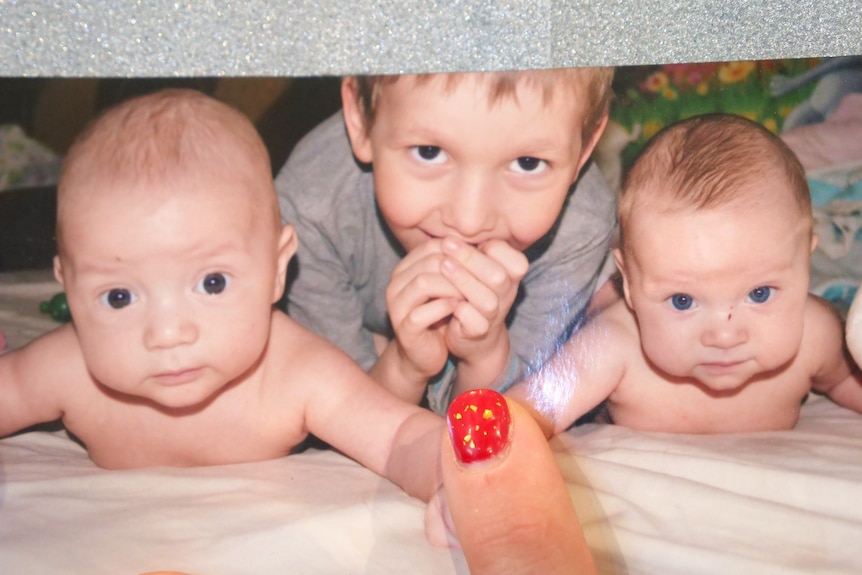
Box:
[411,145,446,164]
[101,288,137,310]
[669,293,694,311]
[197,272,229,295]
[747,286,772,304]
[511,156,547,174]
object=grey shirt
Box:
[276,112,617,405]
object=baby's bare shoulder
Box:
[581,299,641,351]
[268,310,357,371]
[0,324,97,436]
[803,294,845,354]
[262,311,367,401]
[4,324,93,390]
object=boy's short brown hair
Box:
[351,67,614,146]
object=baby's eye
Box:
[411,145,446,164]
[196,272,229,295]
[747,286,772,304]
[100,288,137,310]
[510,156,548,174]
[669,293,694,311]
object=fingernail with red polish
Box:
[447,389,511,464]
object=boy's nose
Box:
[143,300,198,350]
[700,311,748,349]
[444,172,496,238]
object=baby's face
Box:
[350,74,596,253]
[55,181,284,409]
[618,185,814,393]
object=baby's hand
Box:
[385,239,461,385]
[439,237,528,372]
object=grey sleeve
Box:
[275,162,380,371]
[506,163,617,371]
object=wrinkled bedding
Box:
[3,270,862,574]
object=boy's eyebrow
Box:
[398,124,567,156]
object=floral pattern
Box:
[610,58,821,167]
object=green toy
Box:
[40,292,71,323]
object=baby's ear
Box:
[53,256,65,287]
[341,77,374,164]
[273,224,298,303]
[811,233,819,254]
[612,248,633,309]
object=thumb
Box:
[440,389,597,575]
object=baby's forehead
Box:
[60,171,278,236]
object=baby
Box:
[509,113,862,434]
[0,89,443,500]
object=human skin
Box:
[433,390,598,574]
[341,73,606,404]
[509,176,862,434]
[0,90,445,501]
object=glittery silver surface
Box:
[0,0,860,77]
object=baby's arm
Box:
[506,306,629,437]
[300,336,444,501]
[809,297,862,412]
[0,325,76,437]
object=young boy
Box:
[0,89,443,501]
[275,69,616,412]
[508,113,862,435]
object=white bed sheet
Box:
[3,270,862,574]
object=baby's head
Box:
[54,89,295,409]
[340,68,614,253]
[617,113,812,248]
[57,88,281,250]
[614,114,815,392]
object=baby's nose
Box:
[700,311,748,348]
[143,301,198,350]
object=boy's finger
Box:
[442,237,512,286]
[449,301,490,338]
[440,257,498,317]
[402,298,458,334]
[480,239,529,281]
[389,250,448,293]
[388,272,463,323]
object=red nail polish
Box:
[447,389,511,464]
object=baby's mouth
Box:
[154,367,202,386]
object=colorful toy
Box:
[40,292,71,323]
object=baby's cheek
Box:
[759,321,805,368]
[640,331,691,375]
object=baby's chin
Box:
[98,377,225,414]
[656,362,761,395]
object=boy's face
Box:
[344,74,604,253]
[615,178,815,393]
[55,180,293,410]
